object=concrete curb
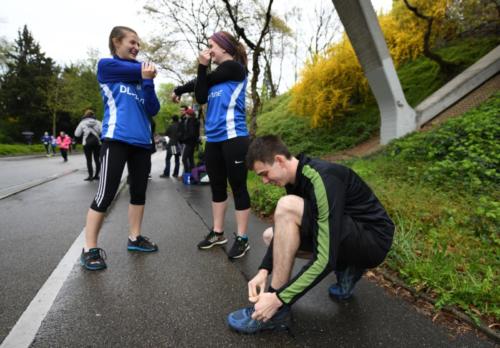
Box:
[415,45,500,127]
[0,169,79,200]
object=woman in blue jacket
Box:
[80,26,161,271]
[173,31,251,259]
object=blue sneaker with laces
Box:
[227,305,291,334]
[80,248,107,271]
[329,265,365,301]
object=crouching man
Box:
[227,135,395,334]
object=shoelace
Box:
[206,230,221,242]
[89,248,107,261]
[233,233,247,246]
[135,235,147,243]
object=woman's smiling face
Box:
[114,31,140,60]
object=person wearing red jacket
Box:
[56,131,72,162]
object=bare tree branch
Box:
[222,0,274,137]
[403,0,460,76]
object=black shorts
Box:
[299,201,393,270]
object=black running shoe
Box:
[227,234,250,259]
[84,176,93,181]
[80,248,107,271]
[127,235,158,252]
[197,230,227,249]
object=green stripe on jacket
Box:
[278,164,331,304]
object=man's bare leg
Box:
[269,195,304,289]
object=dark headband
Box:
[210,32,236,56]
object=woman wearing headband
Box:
[173,31,251,259]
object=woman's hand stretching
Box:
[141,62,157,79]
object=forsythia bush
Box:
[290,38,369,126]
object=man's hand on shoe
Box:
[251,292,283,322]
[248,269,268,303]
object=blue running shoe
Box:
[227,306,291,334]
[329,265,365,301]
[80,248,107,271]
[127,235,158,252]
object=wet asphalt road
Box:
[0,151,496,347]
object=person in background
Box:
[41,131,51,156]
[179,107,199,177]
[56,131,72,162]
[160,115,181,178]
[75,109,102,181]
[50,135,57,155]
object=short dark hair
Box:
[83,109,95,118]
[246,135,292,169]
[172,115,179,122]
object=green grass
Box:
[257,94,378,156]
[248,93,500,322]
[0,144,47,156]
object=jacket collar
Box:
[286,153,309,191]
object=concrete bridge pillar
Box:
[332,0,416,144]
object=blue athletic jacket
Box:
[204,77,248,142]
[97,57,160,148]
[174,61,248,143]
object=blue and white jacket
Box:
[204,78,248,142]
[97,57,160,148]
[174,60,248,143]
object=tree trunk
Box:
[403,0,461,76]
[249,48,262,138]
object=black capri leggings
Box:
[205,136,250,210]
[90,140,151,213]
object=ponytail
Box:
[233,42,248,68]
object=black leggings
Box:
[83,144,101,177]
[205,136,250,210]
[90,141,151,213]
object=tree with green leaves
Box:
[154,82,181,134]
[0,25,58,142]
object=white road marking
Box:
[0,229,85,348]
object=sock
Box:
[213,230,224,235]
[239,234,248,240]
[268,286,277,293]
[129,235,137,242]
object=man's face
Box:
[253,158,288,187]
